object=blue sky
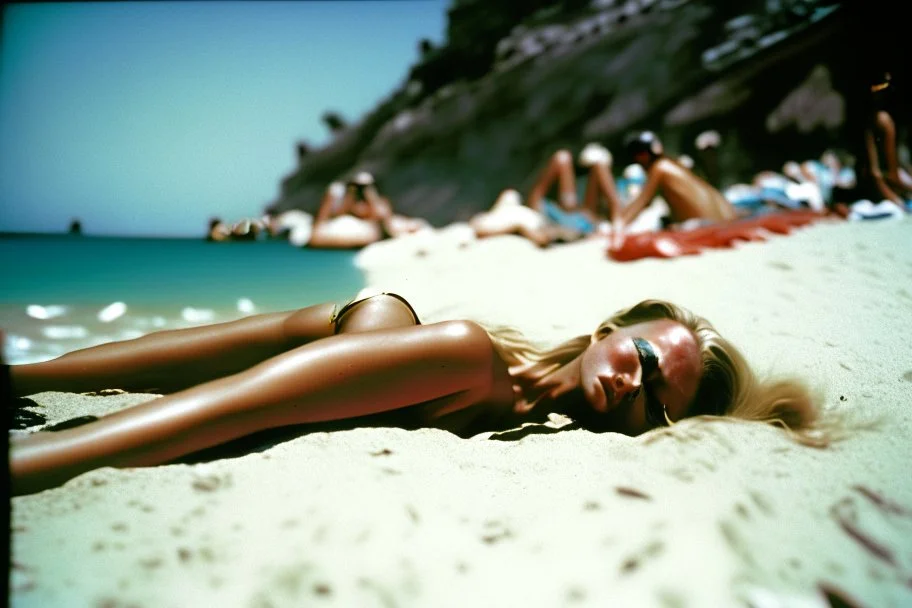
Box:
[0,1,448,237]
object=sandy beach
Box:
[10,217,912,607]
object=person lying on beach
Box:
[724,162,827,215]
[612,131,736,243]
[794,152,859,210]
[819,150,857,190]
[8,292,825,496]
[230,218,264,241]
[206,217,231,242]
[309,173,431,249]
[470,144,624,247]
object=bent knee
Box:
[553,149,573,166]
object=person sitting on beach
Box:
[832,72,911,210]
[308,175,385,249]
[309,173,431,249]
[347,172,432,238]
[470,144,624,247]
[867,73,912,200]
[614,163,670,234]
[8,292,827,496]
[616,131,737,235]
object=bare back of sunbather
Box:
[651,158,736,222]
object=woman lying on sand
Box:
[470,144,624,247]
[309,173,430,249]
[9,293,823,496]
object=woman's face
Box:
[578,319,702,435]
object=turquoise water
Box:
[0,234,364,364]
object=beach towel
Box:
[846,200,907,221]
[607,210,825,262]
[541,200,596,234]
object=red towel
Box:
[607,211,829,262]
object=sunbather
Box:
[614,131,736,238]
[471,144,624,247]
[8,293,825,495]
[309,173,430,249]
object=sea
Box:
[0,234,365,365]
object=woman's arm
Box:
[314,183,348,226]
[585,160,626,247]
[364,186,393,221]
[621,163,663,225]
[526,150,576,212]
[11,320,496,496]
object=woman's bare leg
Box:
[472,218,554,247]
[10,295,418,397]
[11,318,491,496]
[875,111,912,194]
[470,194,555,247]
[586,161,625,228]
[695,131,721,186]
[10,305,332,396]
[526,149,578,211]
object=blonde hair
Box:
[485,299,830,446]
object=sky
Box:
[0,1,448,237]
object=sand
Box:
[10,216,912,607]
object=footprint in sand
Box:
[830,486,912,575]
[481,520,513,545]
[615,487,651,500]
[618,539,664,574]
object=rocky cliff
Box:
[267,0,851,226]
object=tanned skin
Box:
[10,295,516,496]
[621,153,737,228]
[10,289,714,497]
[865,110,912,204]
[474,149,624,247]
